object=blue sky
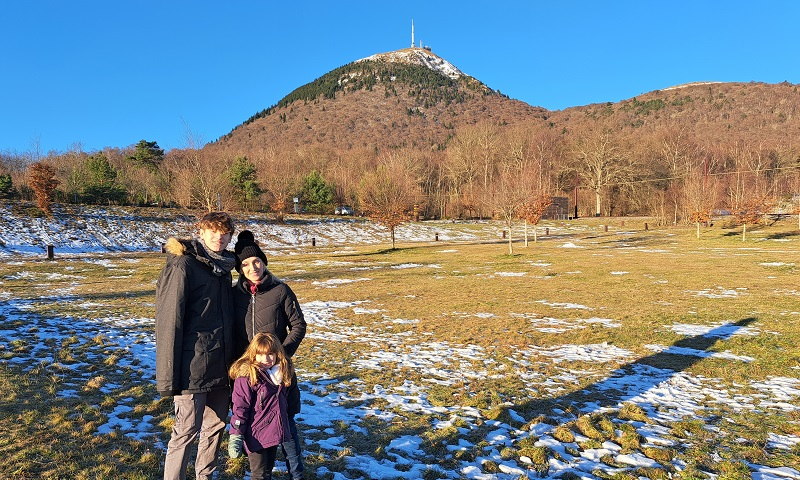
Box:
[2,1,798,154]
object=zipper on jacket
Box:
[250,292,256,339]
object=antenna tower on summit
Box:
[411,19,415,48]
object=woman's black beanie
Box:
[234,230,268,269]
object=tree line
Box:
[3,119,800,244]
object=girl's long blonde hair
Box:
[229,332,294,387]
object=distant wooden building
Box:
[543,196,569,220]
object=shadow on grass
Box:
[520,316,757,416]
[346,246,413,256]
[722,230,746,237]
[766,231,800,240]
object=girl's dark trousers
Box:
[248,416,304,480]
[248,445,278,480]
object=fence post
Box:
[545,227,549,236]
[311,237,316,247]
[604,224,608,232]
[502,230,507,239]
[46,245,54,260]
[644,222,649,231]
[435,233,439,241]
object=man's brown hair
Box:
[196,212,235,234]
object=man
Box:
[156,212,237,480]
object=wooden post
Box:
[161,243,166,253]
[311,237,316,247]
[46,245,54,260]
[644,222,649,231]
[502,230,507,239]
[435,233,439,241]
[604,224,608,232]
[545,227,549,236]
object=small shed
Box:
[543,196,569,220]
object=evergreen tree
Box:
[82,153,127,204]
[300,170,334,214]
[0,174,13,198]
[128,140,164,172]
[227,156,261,210]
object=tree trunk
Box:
[674,200,679,225]
[524,220,529,247]
[742,223,747,241]
[391,226,396,249]
[696,222,700,239]
[507,224,513,255]
[595,190,601,216]
[533,225,538,243]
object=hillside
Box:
[212,48,547,152]
[548,81,800,145]
[212,44,800,157]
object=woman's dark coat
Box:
[233,273,306,414]
[155,237,236,397]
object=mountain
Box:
[211,46,800,159]
[546,80,800,146]
[212,47,547,152]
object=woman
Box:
[233,230,306,480]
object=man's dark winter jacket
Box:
[233,273,306,414]
[155,237,236,397]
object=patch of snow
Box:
[669,322,761,337]
[644,344,755,362]
[311,277,371,288]
[358,48,465,79]
[766,433,800,450]
[537,299,593,310]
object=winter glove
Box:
[228,434,243,458]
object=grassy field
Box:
[0,216,799,479]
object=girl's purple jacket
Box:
[230,366,291,453]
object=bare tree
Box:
[572,130,634,216]
[684,159,720,239]
[28,162,60,216]
[164,148,233,211]
[358,150,422,249]
[483,162,529,254]
[658,128,700,224]
[444,122,499,218]
[726,141,774,241]
[256,147,301,222]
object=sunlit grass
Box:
[0,217,799,477]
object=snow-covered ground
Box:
[3,287,799,479]
[0,205,508,256]
[1,207,799,479]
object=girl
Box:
[228,333,296,480]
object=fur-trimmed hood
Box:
[165,237,192,256]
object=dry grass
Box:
[0,217,799,477]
